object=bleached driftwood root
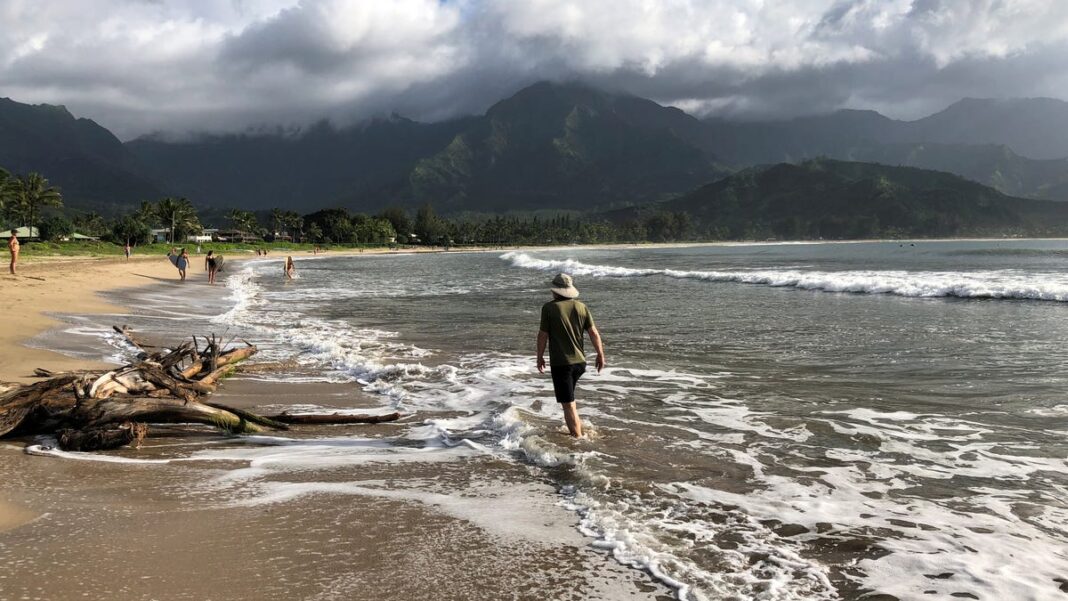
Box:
[0,327,401,452]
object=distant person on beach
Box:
[176,248,189,281]
[285,256,295,280]
[536,273,606,438]
[205,250,220,284]
[123,241,131,261]
[8,229,19,275]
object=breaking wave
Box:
[501,251,1068,301]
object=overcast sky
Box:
[2,0,1067,139]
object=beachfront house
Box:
[7,226,39,240]
[213,229,262,243]
[150,228,170,243]
[62,233,99,242]
[186,230,214,243]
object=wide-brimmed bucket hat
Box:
[550,273,579,298]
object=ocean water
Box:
[32,241,1068,600]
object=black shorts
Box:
[550,363,586,404]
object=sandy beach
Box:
[0,256,179,383]
[0,247,677,600]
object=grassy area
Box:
[19,240,397,258]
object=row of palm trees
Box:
[228,208,304,240]
[137,197,202,243]
[0,168,64,235]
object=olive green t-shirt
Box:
[540,299,595,366]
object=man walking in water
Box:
[536,273,606,437]
[8,229,19,275]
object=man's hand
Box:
[588,325,606,373]
[536,330,549,374]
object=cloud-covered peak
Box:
[2,0,1066,139]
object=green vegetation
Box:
[638,159,1068,240]
[0,169,64,235]
[9,158,1068,258]
[392,81,725,213]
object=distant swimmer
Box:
[536,273,606,438]
[8,229,19,275]
[285,255,295,280]
[205,250,220,284]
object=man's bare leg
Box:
[562,401,583,438]
[9,254,16,275]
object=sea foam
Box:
[501,251,1068,301]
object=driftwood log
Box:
[272,411,402,425]
[0,327,401,452]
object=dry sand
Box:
[0,255,183,382]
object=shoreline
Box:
[1,245,481,383]
[4,234,1064,382]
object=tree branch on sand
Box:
[0,327,401,453]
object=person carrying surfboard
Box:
[205,250,221,284]
[536,273,606,438]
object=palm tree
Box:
[154,197,201,243]
[284,211,304,242]
[227,209,259,240]
[73,211,107,236]
[270,208,285,240]
[8,173,63,236]
[0,168,10,221]
[136,200,158,226]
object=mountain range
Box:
[3,82,1068,225]
[0,98,162,213]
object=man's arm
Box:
[588,325,606,372]
[536,330,548,373]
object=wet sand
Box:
[0,377,672,600]
[0,498,37,534]
[1,431,673,601]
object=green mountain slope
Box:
[353,81,728,212]
[844,143,1068,201]
[0,98,163,213]
[127,115,476,211]
[619,159,1068,239]
[702,100,1068,201]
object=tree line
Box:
[1,166,704,246]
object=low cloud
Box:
[1,0,1066,138]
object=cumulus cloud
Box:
[1,0,1066,138]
